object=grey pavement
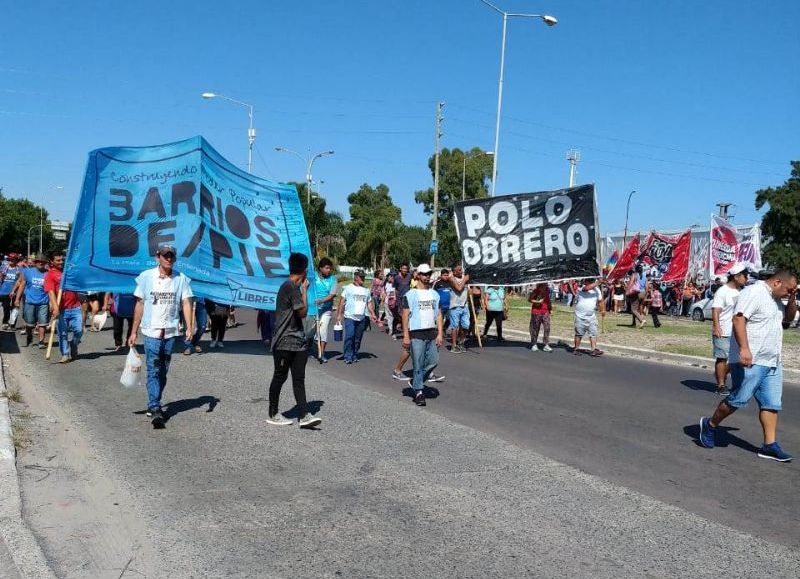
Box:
[1,315,799,578]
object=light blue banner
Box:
[63,136,316,313]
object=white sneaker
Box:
[298,413,322,428]
[427,373,445,383]
[217,341,224,349]
[209,340,217,348]
[530,344,539,352]
[542,344,553,352]
[266,414,293,426]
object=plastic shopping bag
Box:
[92,311,109,332]
[120,348,143,388]
[8,307,19,326]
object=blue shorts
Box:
[727,364,783,411]
[23,303,49,327]
[712,335,730,359]
[448,306,470,329]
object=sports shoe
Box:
[194,345,202,354]
[757,442,793,462]
[715,386,730,397]
[151,408,166,429]
[37,340,46,350]
[59,355,71,364]
[414,392,426,406]
[209,340,217,348]
[298,413,322,428]
[699,416,716,448]
[427,373,445,383]
[266,414,293,426]
[392,370,409,381]
[530,344,539,352]
[589,349,603,357]
[217,342,224,349]
[183,348,191,356]
[319,355,328,364]
[542,344,553,352]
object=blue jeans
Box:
[183,301,207,349]
[343,317,367,362]
[410,338,439,391]
[727,364,783,411]
[144,336,176,410]
[57,307,83,356]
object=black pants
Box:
[651,308,661,327]
[113,315,134,347]
[483,310,504,339]
[210,313,228,342]
[0,295,11,325]
[268,349,309,418]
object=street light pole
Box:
[479,0,557,197]
[201,92,256,173]
[623,190,636,246]
[275,147,335,205]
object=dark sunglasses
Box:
[159,252,176,260]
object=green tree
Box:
[414,147,492,267]
[0,195,55,256]
[388,225,430,266]
[755,161,800,272]
[346,183,404,271]
[316,210,347,263]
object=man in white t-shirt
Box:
[128,244,193,429]
[336,270,378,363]
[700,270,797,462]
[711,263,749,395]
[572,278,605,357]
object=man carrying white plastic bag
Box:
[127,244,193,429]
[120,348,143,388]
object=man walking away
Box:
[313,257,338,362]
[128,244,193,429]
[711,264,749,396]
[16,254,49,348]
[529,282,552,352]
[572,278,605,357]
[336,269,378,364]
[107,292,136,352]
[402,264,444,407]
[699,270,797,462]
[266,253,321,428]
[0,253,21,328]
[448,265,470,353]
[44,252,83,363]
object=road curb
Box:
[502,327,800,381]
[0,347,56,578]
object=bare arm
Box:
[401,307,410,346]
[296,279,309,319]
[783,290,797,328]
[336,297,346,323]
[182,298,193,339]
[14,276,25,306]
[711,307,723,337]
[435,310,443,346]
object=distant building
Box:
[49,220,70,241]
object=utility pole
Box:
[716,202,732,219]
[430,101,444,268]
[566,149,580,187]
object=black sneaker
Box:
[414,392,426,406]
[145,406,161,418]
[25,333,32,347]
[151,408,166,429]
[37,340,46,350]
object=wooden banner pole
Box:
[467,285,483,349]
[45,289,63,360]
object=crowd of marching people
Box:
[1,249,798,462]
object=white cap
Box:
[417,263,432,274]
[728,263,748,276]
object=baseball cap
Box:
[417,263,432,274]
[33,253,47,263]
[353,269,366,279]
[157,243,177,256]
[728,263,748,276]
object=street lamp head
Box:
[486,151,495,156]
[201,92,216,99]
[326,150,335,155]
[542,15,558,26]
[275,147,284,152]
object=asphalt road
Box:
[3,310,800,578]
[323,323,800,549]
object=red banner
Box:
[638,230,691,283]
[607,235,640,281]
[710,215,739,278]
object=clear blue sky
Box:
[2,1,798,233]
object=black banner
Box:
[454,185,600,285]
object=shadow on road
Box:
[402,386,440,399]
[681,379,718,393]
[682,423,760,453]
[162,396,220,421]
[284,399,325,418]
